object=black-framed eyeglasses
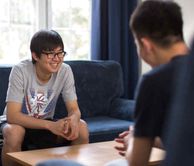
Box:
[41,51,67,59]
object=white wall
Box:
[175,0,194,47]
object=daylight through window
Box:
[0,0,91,64]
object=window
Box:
[0,0,91,64]
[51,0,91,60]
[0,0,38,64]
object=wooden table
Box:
[7,141,165,166]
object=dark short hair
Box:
[30,29,64,64]
[130,0,184,48]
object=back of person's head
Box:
[130,0,184,48]
[30,29,64,64]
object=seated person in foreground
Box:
[1,30,89,166]
[162,38,194,166]
[114,1,189,166]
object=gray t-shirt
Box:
[5,60,77,119]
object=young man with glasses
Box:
[1,30,89,166]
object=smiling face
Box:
[32,46,64,76]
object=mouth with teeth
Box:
[51,63,58,67]
[49,63,61,70]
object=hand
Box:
[114,126,134,156]
[48,119,70,138]
[114,131,129,156]
[62,115,79,141]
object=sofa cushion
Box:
[85,116,133,143]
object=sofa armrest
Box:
[109,98,135,121]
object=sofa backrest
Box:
[0,65,12,115]
[0,60,124,118]
[55,60,124,118]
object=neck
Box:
[152,42,188,67]
[35,65,51,84]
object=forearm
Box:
[67,108,81,121]
[65,100,81,122]
[7,111,53,130]
[126,137,153,166]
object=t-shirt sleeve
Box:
[134,75,163,138]
[62,65,77,101]
[6,65,24,103]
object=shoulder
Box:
[58,63,74,77]
[135,55,188,98]
[143,55,187,82]
[11,59,33,74]
[60,63,72,72]
[55,63,74,81]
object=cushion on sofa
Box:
[85,116,133,142]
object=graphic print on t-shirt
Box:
[25,88,55,118]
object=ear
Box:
[32,52,39,62]
[140,38,153,53]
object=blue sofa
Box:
[0,60,134,144]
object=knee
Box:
[79,120,89,142]
[2,124,25,146]
[79,120,88,133]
